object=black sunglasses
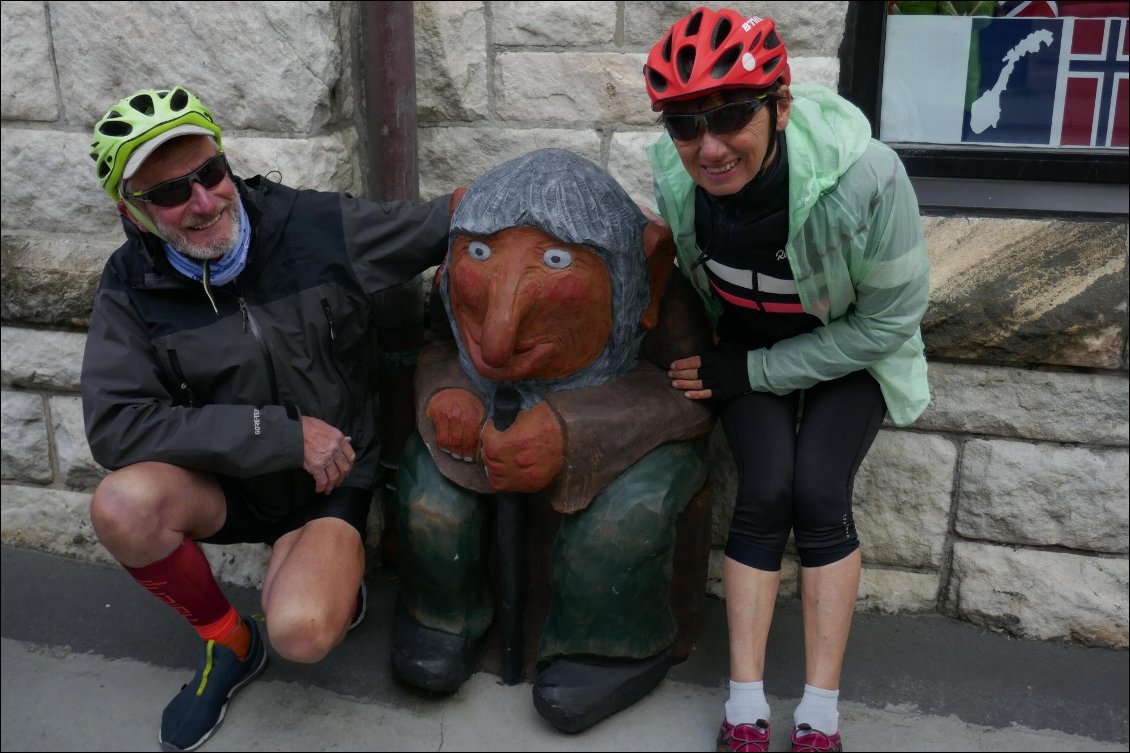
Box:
[662,95,771,142]
[124,153,230,207]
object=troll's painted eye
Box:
[467,241,491,261]
[543,249,573,269]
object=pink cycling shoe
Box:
[716,719,770,752]
[790,722,843,752]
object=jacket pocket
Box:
[166,348,200,406]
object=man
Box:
[81,86,450,752]
[394,148,715,733]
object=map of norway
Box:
[962,17,1129,148]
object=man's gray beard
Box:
[158,204,240,261]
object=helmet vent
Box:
[129,94,155,116]
[750,31,763,49]
[685,10,702,37]
[710,17,732,50]
[711,45,741,79]
[170,88,189,111]
[765,30,781,50]
[99,120,133,137]
[97,162,110,179]
[647,67,669,93]
[762,53,782,76]
[661,32,673,62]
[676,45,696,84]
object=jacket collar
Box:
[119,173,296,291]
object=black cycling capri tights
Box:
[721,368,886,571]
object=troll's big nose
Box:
[478,271,532,369]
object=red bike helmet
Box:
[644,7,791,111]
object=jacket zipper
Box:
[237,295,280,404]
[321,298,355,406]
[751,270,767,313]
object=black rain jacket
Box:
[81,175,451,518]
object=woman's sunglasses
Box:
[662,95,770,142]
[123,153,230,207]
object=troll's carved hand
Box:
[427,388,485,463]
[480,401,563,493]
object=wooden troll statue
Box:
[393,148,714,733]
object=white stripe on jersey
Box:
[704,257,797,295]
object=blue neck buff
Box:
[163,198,250,287]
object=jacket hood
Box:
[784,84,873,214]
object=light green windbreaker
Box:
[647,84,930,427]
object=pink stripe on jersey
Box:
[711,280,807,313]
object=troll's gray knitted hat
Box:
[440,148,650,408]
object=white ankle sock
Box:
[725,679,771,725]
[794,684,839,735]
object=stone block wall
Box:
[2,1,1128,649]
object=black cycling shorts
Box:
[721,367,886,570]
[202,479,371,546]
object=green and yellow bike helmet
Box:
[90,86,223,204]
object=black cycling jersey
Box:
[694,131,822,349]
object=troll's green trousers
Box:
[396,431,708,660]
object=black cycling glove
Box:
[697,349,753,402]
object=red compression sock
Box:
[197,606,251,660]
[123,539,251,659]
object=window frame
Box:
[838,1,1128,217]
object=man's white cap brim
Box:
[122,124,216,181]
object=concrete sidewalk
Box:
[2,546,1127,752]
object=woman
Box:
[643,8,930,752]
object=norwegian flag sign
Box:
[1058,17,1128,146]
[882,14,1129,148]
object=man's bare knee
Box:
[90,470,167,551]
[88,463,220,565]
[267,609,341,664]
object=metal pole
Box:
[361,1,419,202]
[361,1,426,568]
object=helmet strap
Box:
[119,198,164,238]
[754,105,780,180]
